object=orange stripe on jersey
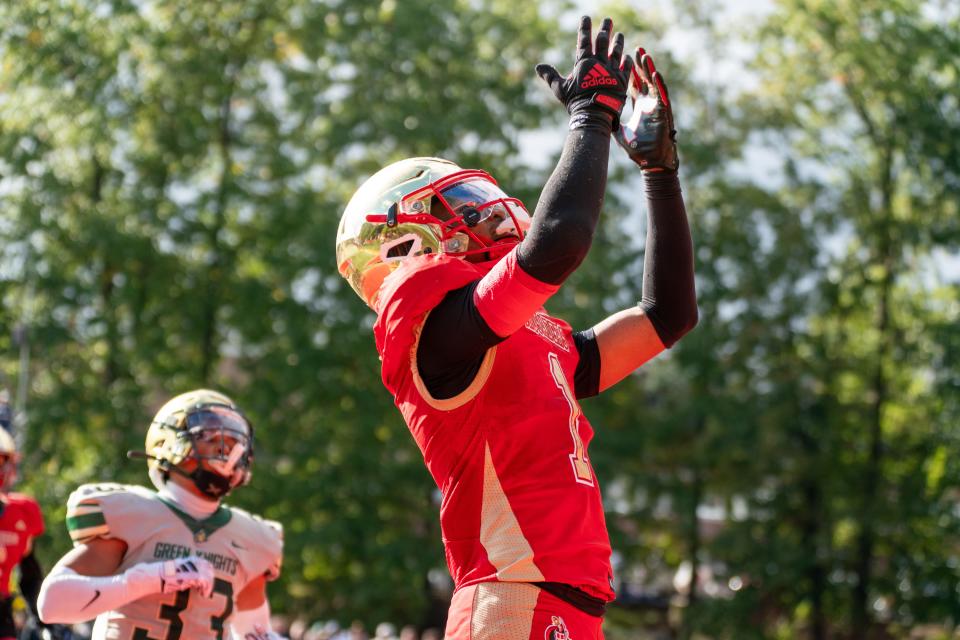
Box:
[451,582,540,639]
[410,317,498,411]
[479,445,544,583]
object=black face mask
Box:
[190,467,234,499]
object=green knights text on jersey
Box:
[66,483,282,640]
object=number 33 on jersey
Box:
[66,483,282,640]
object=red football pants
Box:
[444,582,604,640]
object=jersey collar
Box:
[157,495,232,543]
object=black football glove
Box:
[615,48,679,172]
[536,16,634,133]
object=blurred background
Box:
[1,0,958,638]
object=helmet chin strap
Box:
[188,468,234,501]
[130,447,241,507]
[189,442,246,500]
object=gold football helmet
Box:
[144,389,253,499]
[336,157,532,309]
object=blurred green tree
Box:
[553,1,959,639]
[606,1,960,638]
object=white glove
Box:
[127,556,215,598]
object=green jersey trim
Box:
[157,496,233,542]
[66,511,109,542]
[66,511,106,530]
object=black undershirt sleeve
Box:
[417,285,603,401]
[573,329,601,399]
[638,171,698,347]
[517,130,612,284]
[417,281,503,400]
[18,552,43,619]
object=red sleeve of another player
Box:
[26,497,45,537]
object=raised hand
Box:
[615,48,679,172]
[536,16,634,132]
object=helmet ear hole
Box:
[380,233,424,263]
[387,239,415,259]
[338,157,520,308]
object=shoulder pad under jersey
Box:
[65,483,159,545]
[223,504,284,581]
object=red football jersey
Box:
[0,493,44,597]
[374,254,615,601]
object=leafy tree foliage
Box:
[550,2,959,639]
[587,2,959,638]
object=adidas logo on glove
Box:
[580,63,619,89]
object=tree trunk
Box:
[802,476,827,640]
[200,92,233,383]
[850,143,895,640]
[91,158,120,387]
[681,417,705,640]
[790,323,828,640]
[198,14,262,382]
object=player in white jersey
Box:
[37,389,284,640]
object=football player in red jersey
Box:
[336,15,697,640]
[0,425,48,640]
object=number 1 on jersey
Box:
[548,353,595,486]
